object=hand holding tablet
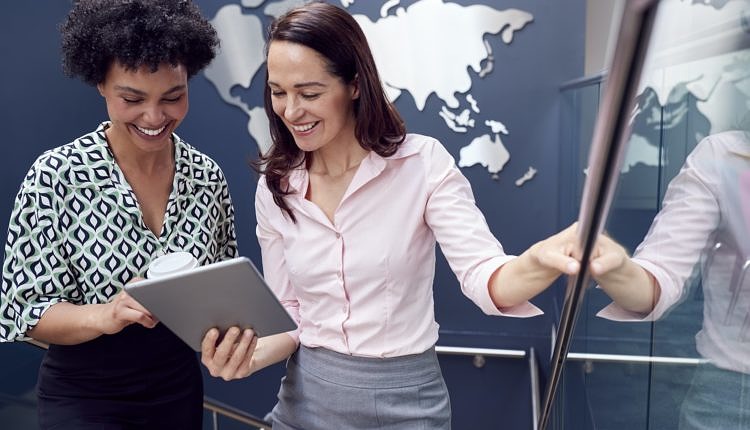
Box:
[125,255,297,351]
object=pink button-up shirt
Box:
[598,131,750,372]
[255,134,542,357]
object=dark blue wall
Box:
[0,1,585,428]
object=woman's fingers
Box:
[203,327,240,377]
[201,328,220,371]
[115,292,158,328]
[122,307,158,328]
[200,327,256,381]
[538,247,580,275]
[221,329,256,381]
[590,247,626,276]
[237,335,258,377]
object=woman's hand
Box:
[527,223,629,278]
[589,233,630,279]
[27,279,159,345]
[95,288,159,335]
[527,223,582,276]
[201,327,258,381]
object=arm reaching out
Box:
[488,223,581,309]
[488,224,659,315]
[28,289,158,345]
[589,234,660,314]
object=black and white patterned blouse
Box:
[0,122,238,341]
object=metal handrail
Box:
[435,345,526,359]
[565,352,707,365]
[203,397,270,429]
[528,347,540,430]
[559,72,607,91]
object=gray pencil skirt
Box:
[268,345,451,429]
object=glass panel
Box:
[643,1,750,428]
[550,1,750,429]
[541,1,661,428]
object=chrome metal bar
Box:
[25,339,49,349]
[559,72,606,91]
[528,347,540,430]
[435,345,526,359]
[566,352,707,365]
[539,2,660,429]
[202,397,271,429]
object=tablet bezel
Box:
[124,256,296,351]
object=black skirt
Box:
[37,323,203,430]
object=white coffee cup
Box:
[147,252,199,279]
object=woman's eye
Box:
[123,98,142,104]
[271,91,285,98]
[163,95,183,103]
[301,94,320,100]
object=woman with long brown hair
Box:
[201,2,579,428]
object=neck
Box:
[310,143,369,178]
[105,128,174,176]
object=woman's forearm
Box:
[27,302,107,345]
[488,247,567,309]
[249,332,298,374]
[595,259,660,314]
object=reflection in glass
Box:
[553,0,750,429]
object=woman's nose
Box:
[142,104,166,124]
[284,98,303,121]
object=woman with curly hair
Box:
[0,1,236,428]
[200,2,580,428]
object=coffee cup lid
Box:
[147,252,199,279]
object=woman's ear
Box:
[350,74,360,100]
[96,82,105,97]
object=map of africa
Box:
[203,0,536,183]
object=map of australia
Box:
[204,0,534,182]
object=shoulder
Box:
[687,131,750,170]
[386,133,452,162]
[700,130,750,157]
[24,126,111,191]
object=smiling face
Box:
[97,62,189,156]
[267,41,359,154]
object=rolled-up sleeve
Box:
[597,137,721,321]
[1,170,73,342]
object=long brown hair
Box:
[255,1,406,221]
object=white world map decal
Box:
[204,0,537,184]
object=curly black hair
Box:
[60,0,219,86]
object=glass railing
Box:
[546,0,750,428]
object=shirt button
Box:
[335,232,341,239]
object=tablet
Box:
[124,256,297,351]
